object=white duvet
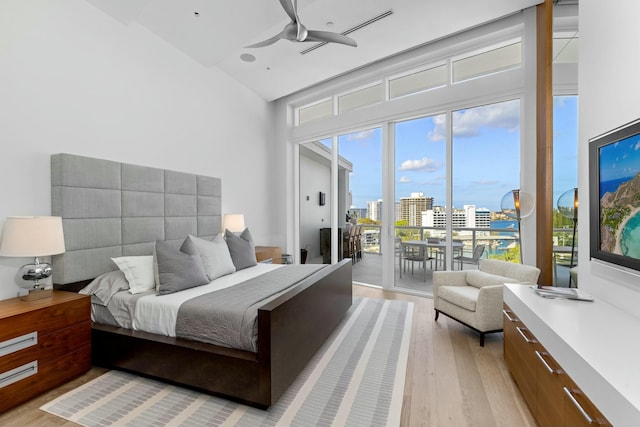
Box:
[108,263,281,337]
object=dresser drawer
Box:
[0,297,90,343]
[0,345,91,413]
[0,321,91,374]
[0,291,91,413]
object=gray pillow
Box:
[79,270,129,306]
[225,228,257,271]
[180,234,236,281]
[155,240,210,295]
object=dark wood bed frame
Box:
[56,259,352,409]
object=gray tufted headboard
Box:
[51,153,222,285]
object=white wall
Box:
[578,0,640,315]
[0,0,280,300]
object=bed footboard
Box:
[257,259,352,406]
[90,260,352,408]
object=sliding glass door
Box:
[393,114,447,293]
[452,99,521,266]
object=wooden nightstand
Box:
[255,246,282,264]
[0,291,91,413]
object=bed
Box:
[50,153,352,408]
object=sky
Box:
[333,96,578,213]
[598,131,640,182]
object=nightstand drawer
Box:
[0,321,90,374]
[0,296,89,342]
[0,291,91,412]
[0,345,91,413]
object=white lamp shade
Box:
[0,216,66,257]
[223,214,245,233]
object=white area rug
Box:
[41,297,413,427]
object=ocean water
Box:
[600,177,632,198]
[620,211,640,259]
[491,220,517,232]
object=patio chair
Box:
[402,242,434,282]
[454,244,485,270]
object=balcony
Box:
[312,225,574,295]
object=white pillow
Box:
[111,256,155,294]
[180,234,236,281]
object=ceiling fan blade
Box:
[305,30,358,47]
[245,33,283,48]
[278,0,298,22]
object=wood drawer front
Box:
[0,296,90,342]
[535,350,565,427]
[563,378,612,427]
[502,306,520,373]
[504,304,612,427]
[0,321,91,374]
[504,304,539,417]
[0,345,91,413]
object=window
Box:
[452,41,521,83]
[452,99,521,263]
[298,99,333,125]
[338,84,384,114]
[553,33,579,64]
[389,64,447,99]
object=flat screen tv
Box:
[589,118,640,272]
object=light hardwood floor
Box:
[0,285,536,427]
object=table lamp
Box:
[223,214,245,233]
[0,216,66,300]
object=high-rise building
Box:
[423,205,491,232]
[367,199,383,222]
[400,192,433,226]
[394,202,401,223]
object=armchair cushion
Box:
[438,286,479,312]
[466,270,514,288]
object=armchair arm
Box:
[433,270,468,299]
[475,285,504,331]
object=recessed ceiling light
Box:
[240,53,256,62]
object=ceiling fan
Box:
[246,0,357,48]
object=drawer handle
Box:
[0,332,37,357]
[502,309,518,322]
[535,351,561,374]
[563,387,595,425]
[516,326,537,344]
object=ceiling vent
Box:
[300,9,394,55]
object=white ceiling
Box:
[86,0,542,101]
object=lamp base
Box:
[20,288,53,302]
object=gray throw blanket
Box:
[175,264,325,352]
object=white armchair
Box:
[433,259,540,346]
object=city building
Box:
[367,199,383,222]
[423,205,492,232]
[400,192,434,226]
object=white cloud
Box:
[428,115,446,141]
[347,129,376,141]
[428,100,520,140]
[398,157,443,172]
[398,176,412,183]
[635,140,640,150]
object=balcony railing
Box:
[359,224,577,263]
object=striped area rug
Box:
[41,297,413,427]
